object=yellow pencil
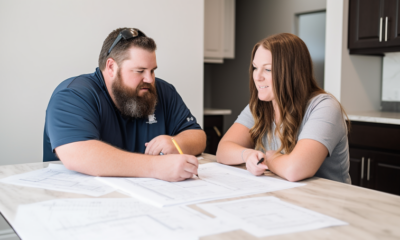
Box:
[171,138,199,178]
[171,138,183,154]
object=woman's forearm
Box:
[216,141,250,165]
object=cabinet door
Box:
[204,0,225,62]
[223,0,235,58]
[204,115,223,155]
[349,148,369,187]
[348,121,400,152]
[370,151,400,195]
[348,0,384,49]
[384,0,400,46]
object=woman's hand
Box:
[243,149,268,176]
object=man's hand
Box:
[244,149,268,176]
[153,154,199,181]
[144,135,179,155]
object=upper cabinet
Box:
[204,0,235,63]
[348,0,400,55]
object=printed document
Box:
[197,196,348,237]
[14,198,236,240]
[0,164,114,197]
[97,162,304,207]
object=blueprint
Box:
[0,164,115,196]
[197,196,348,237]
[13,198,236,240]
[97,162,305,207]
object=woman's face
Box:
[253,46,274,102]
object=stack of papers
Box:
[14,198,236,240]
[0,164,114,197]
[4,162,347,239]
[197,196,348,237]
[13,197,347,240]
[97,162,305,207]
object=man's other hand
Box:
[145,135,179,155]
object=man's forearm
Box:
[173,130,206,155]
[56,140,156,177]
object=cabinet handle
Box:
[361,157,365,180]
[379,17,383,42]
[367,158,371,181]
[213,126,222,137]
[385,17,388,42]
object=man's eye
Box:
[137,70,144,73]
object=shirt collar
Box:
[95,67,107,90]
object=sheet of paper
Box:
[197,196,348,237]
[13,198,236,240]
[97,162,305,207]
[0,164,114,197]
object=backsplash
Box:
[381,52,400,112]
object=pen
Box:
[171,138,199,178]
[257,158,264,165]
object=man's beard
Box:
[111,70,157,118]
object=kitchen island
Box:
[0,153,400,239]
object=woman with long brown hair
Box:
[216,33,350,183]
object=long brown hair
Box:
[249,33,348,154]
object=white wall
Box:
[325,0,382,112]
[0,0,204,165]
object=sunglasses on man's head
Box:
[107,28,146,56]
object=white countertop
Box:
[348,110,400,125]
[204,108,232,115]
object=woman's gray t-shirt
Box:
[235,94,351,184]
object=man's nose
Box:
[143,72,154,83]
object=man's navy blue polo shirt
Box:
[43,68,201,162]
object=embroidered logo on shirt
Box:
[187,116,194,122]
[147,114,157,124]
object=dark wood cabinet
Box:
[369,151,400,194]
[349,148,368,187]
[348,0,400,55]
[348,121,400,195]
[384,0,400,47]
[204,115,223,155]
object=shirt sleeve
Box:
[46,88,101,151]
[162,84,202,135]
[235,104,254,129]
[298,96,347,156]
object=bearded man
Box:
[43,28,206,182]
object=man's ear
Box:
[105,58,118,78]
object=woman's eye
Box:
[253,67,257,70]
[265,69,271,72]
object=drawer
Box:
[349,121,400,152]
